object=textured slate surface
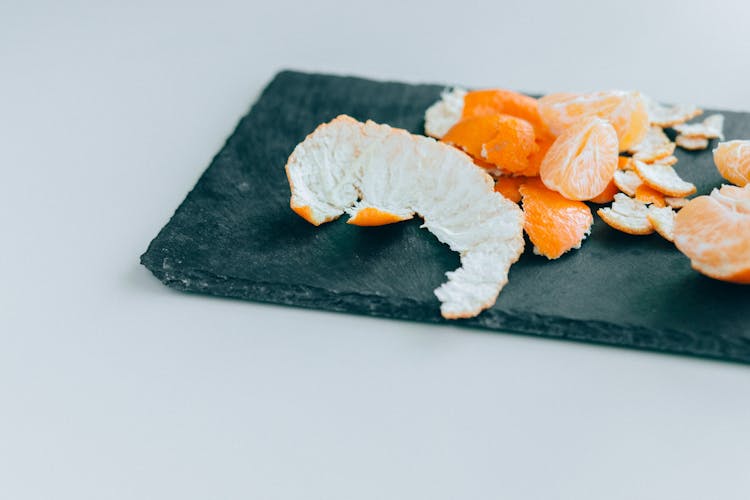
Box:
[142,70,750,364]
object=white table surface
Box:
[2,1,750,499]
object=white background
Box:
[2,1,750,499]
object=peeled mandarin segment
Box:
[634,184,666,207]
[494,176,528,203]
[613,169,642,197]
[538,90,649,151]
[628,126,675,162]
[588,180,620,204]
[673,186,750,284]
[519,178,593,259]
[540,117,618,201]
[647,206,676,242]
[597,193,654,235]
[713,140,750,187]
[633,160,697,197]
[424,88,467,138]
[286,114,525,319]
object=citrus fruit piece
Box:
[613,169,643,197]
[618,156,633,170]
[665,196,690,209]
[494,175,528,203]
[628,126,675,162]
[286,115,525,319]
[647,206,676,241]
[519,178,593,259]
[424,88,467,138]
[675,135,709,150]
[643,95,703,127]
[653,155,678,167]
[597,193,654,235]
[673,184,750,283]
[713,140,750,187]
[540,116,618,201]
[538,90,649,150]
[589,179,620,204]
[442,114,538,174]
[635,184,666,207]
[673,114,725,140]
[632,160,697,197]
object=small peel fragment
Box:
[613,169,643,197]
[676,135,709,151]
[494,176,527,203]
[628,126,676,162]
[665,196,690,209]
[635,184,666,207]
[633,160,697,197]
[424,88,467,139]
[597,193,654,235]
[647,206,676,241]
[673,114,725,140]
[644,95,703,127]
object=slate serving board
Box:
[142,70,750,364]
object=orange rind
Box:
[286,114,525,319]
[673,114,725,140]
[664,196,690,209]
[540,116,618,201]
[675,135,709,151]
[424,88,467,138]
[643,96,703,127]
[632,160,697,198]
[494,175,528,203]
[597,193,654,235]
[713,140,750,187]
[635,184,667,207]
[647,206,676,241]
[673,185,750,283]
[613,169,643,197]
[519,178,593,259]
[628,126,675,162]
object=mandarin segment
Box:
[519,179,593,259]
[538,90,649,150]
[673,185,750,283]
[713,140,750,187]
[539,117,618,201]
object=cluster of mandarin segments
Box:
[429,87,749,283]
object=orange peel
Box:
[286,115,525,319]
[628,126,675,162]
[519,178,593,259]
[643,96,703,127]
[632,160,697,197]
[613,169,643,197]
[647,206,676,241]
[597,193,654,235]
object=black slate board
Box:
[142,70,750,364]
